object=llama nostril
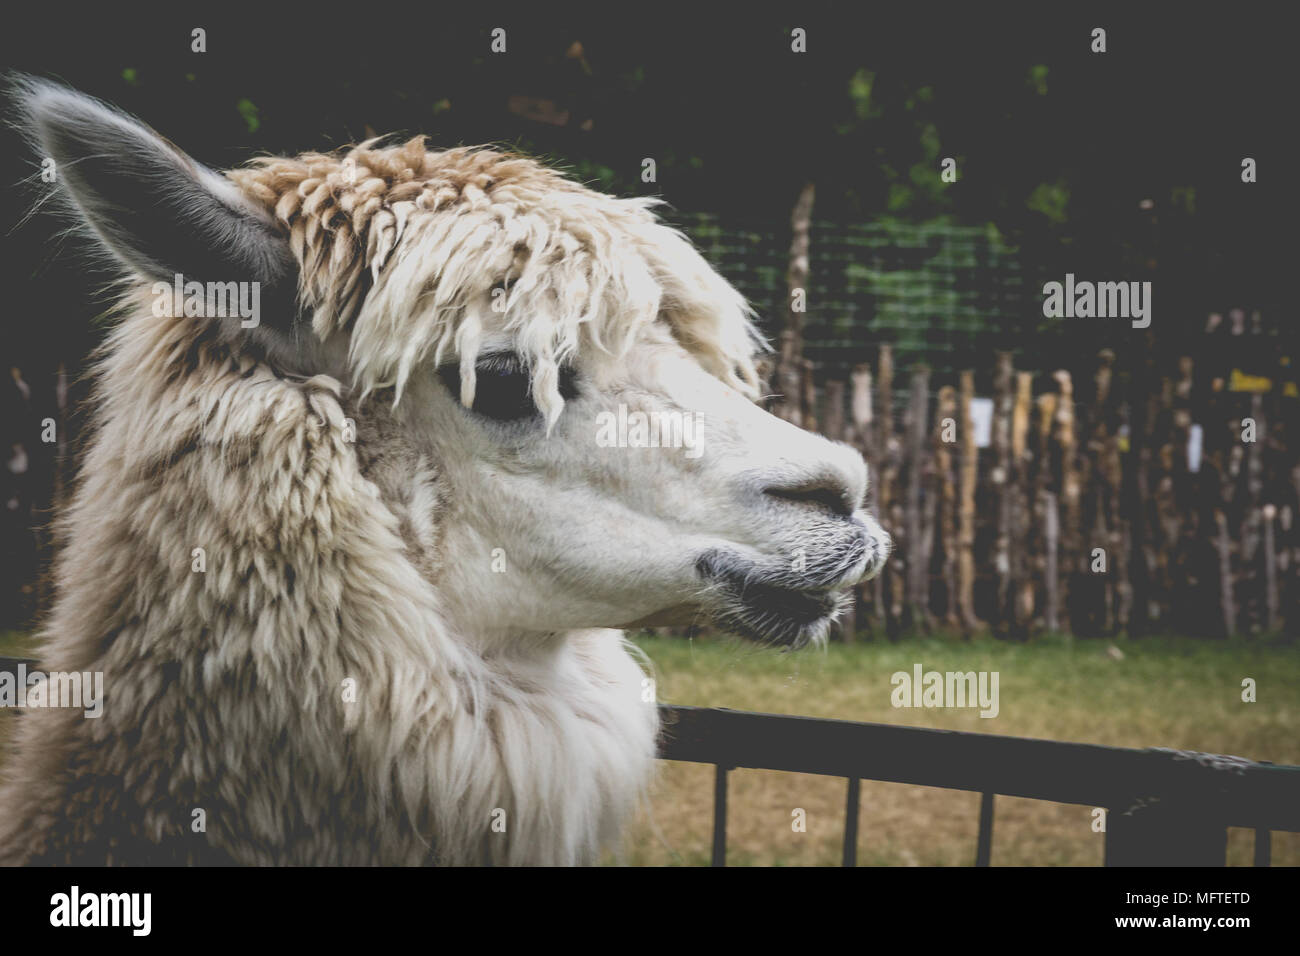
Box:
[763,476,855,517]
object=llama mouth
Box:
[694,550,856,648]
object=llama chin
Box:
[0,77,888,865]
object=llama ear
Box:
[12,76,298,324]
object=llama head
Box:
[17,78,890,650]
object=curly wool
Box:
[230,139,765,426]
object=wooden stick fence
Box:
[778,327,1300,639]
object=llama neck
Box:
[0,308,657,865]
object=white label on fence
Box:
[970,397,993,448]
[1187,423,1203,474]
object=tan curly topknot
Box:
[229,138,765,424]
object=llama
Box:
[0,79,890,865]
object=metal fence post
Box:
[711,764,729,867]
[975,792,995,867]
[842,777,861,867]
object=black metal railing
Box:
[656,704,1300,867]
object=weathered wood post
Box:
[1091,349,1128,635]
[1263,503,1279,632]
[957,370,980,635]
[934,385,959,627]
[771,182,815,425]
[876,346,904,630]
[1012,370,1035,634]
[825,378,855,642]
[851,363,883,634]
[774,332,802,426]
[905,366,930,631]
[992,352,1013,631]
[1054,370,1080,633]
[1037,390,1061,633]
[1241,392,1265,633]
[800,358,818,434]
[1217,510,1237,637]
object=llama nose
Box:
[763,473,859,518]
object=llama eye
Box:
[438,354,578,423]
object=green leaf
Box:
[1027,64,1049,96]
[848,68,879,120]
[1026,180,1070,224]
[236,98,261,135]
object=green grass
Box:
[613,633,1300,866]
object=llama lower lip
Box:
[733,580,839,621]
[696,550,847,645]
[714,583,845,647]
